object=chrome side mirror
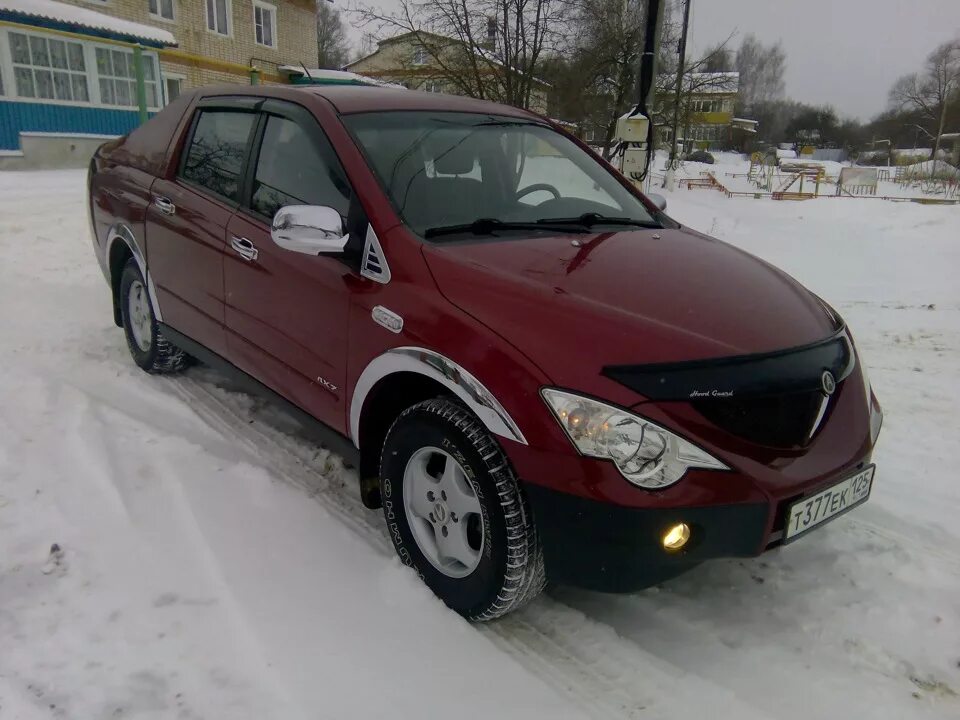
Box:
[271,205,348,255]
[647,193,667,211]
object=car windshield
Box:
[343,111,660,239]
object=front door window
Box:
[250,115,350,219]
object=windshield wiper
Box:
[534,212,661,229]
[424,218,590,239]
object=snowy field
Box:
[1,170,959,719]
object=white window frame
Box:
[205,0,233,37]
[252,0,277,48]
[412,47,428,66]
[0,27,162,112]
[4,29,92,105]
[163,72,185,105]
[93,44,162,110]
[149,0,176,23]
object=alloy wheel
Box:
[402,446,484,578]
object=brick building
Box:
[55,0,318,98]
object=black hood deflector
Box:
[603,328,855,402]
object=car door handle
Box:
[153,195,176,215]
[231,236,259,262]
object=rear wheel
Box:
[119,260,188,374]
[380,398,545,620]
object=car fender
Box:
[105,222,163,321]
[349,346,527,447]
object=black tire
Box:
[380,397,545,621]
[119,259,188,374]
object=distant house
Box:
[656,71,757,151]
[0,0,317,167]
[345,30,551,114]
[576,71,756,154]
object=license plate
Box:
[784,465,875,542]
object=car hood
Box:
[422,227,838,399]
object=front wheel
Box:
[379,398,545,620]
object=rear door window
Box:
[249,115,350,220]
[180,110,257,202]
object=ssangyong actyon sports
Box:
[88,85,883,620]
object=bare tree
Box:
[701,45,732,73]
[351,0,569,110]
[889,38,960,166]
[317,2,351,69]
[565,0,649,157]
[735,33,786,114]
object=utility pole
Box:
[633,0,665,123]
[613,0,665,187]
[664,0,691,189]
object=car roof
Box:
[193,84,540,120]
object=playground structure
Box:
[670,162,958,205]
[836,167,878,197]
[678,173,727,191]
[771,163,824,200]
[747,152,777,191]
[743,154,822,199]
[654,150,959,204]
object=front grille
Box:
[692,390,827,448]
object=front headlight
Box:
[541,388,728,489]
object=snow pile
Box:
[709,150,748,166]
[899,159,960,179]
[894,148,932,159]
[0,0,176,45]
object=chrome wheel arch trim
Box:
[349,347,528,448]
[105,223,163,322]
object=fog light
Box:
[662,522,690,550]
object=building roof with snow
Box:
[0,0,176,46]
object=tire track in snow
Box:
[163,371,772,720]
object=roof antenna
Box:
[299,61,312,81]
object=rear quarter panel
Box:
[88,93,196,275]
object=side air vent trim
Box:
[360,224,391,284]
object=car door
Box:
[146,98,260,358]
[223,100,355,432]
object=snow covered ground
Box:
[1,170,958,719]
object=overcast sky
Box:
[346,0,960,121]
[686,0,960,120]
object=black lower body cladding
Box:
[523,483,769,592]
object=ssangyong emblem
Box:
[821,370,836,396]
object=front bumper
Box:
[510,360,878,592]
[524,482,769,592]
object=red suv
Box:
[88,85,882,620]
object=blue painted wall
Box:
[0,101,152,151]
